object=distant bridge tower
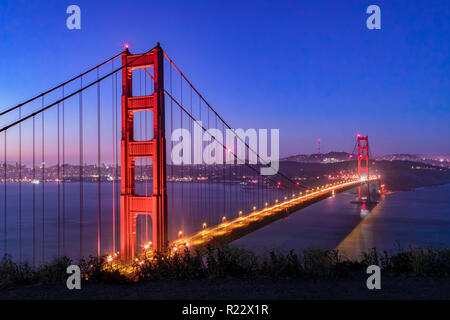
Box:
[120,44,168,260]
[357,135,370,202]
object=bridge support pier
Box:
[120,44,167,261]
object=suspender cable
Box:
[223,123,226,219]
[180,76,184,233]
[170,64,174,238]
[18,107,22,262]
[62,87,66,256]
[228,138,232,217]
[79,77,83,261]
[41,97,45,264]
[97,69,102,258]
[139,70,143,246]
[207,108,211,225]
[57,101,61,257]
[32,116,36,266]
[215,116,219,223]
[190,86,193,229]
[199,98,203,229]
[3,131,6,256]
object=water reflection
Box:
[337,200,382,260]
[360,203,370,218]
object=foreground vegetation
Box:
[1,245,450,289]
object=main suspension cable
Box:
[0,46,158,133]
[162,51,307,189]
[0,51,124,117]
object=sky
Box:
[0,0,449,158]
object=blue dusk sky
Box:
[0,0,449,158]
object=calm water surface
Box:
[1,182,449,262]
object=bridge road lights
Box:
[221,216,227,232]
[202,222,207,240]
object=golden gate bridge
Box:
[0,43,380,265]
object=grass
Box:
[1,245,450,289]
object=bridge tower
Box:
[120,44,168,260]
[357,135,370,202]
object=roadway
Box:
[171,178,380,254]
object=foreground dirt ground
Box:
[1,275,450,300]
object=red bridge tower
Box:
[357,135,370,202]
[120,44,168,260]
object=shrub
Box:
[302,248,333,277]
[37,256,72,284]
[80,255,129,283]
[2,245,450,289]
[0,254,35,289]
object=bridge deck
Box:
[170,178,378,255]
